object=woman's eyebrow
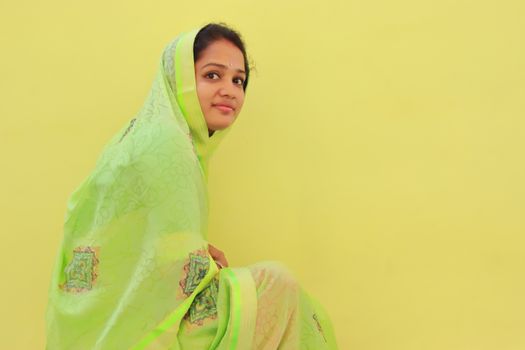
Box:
[202,62,245,74]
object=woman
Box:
[45,23,338,349]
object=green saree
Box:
[45,26,338,349]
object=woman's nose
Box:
[218,83,235,97]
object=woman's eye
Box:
[206,72,220,79]
[234,77,245,85]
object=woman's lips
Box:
[213,105,234,113]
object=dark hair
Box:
[193,22,252,92]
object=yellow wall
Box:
[1,0,524,348]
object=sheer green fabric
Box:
[45,26,338,350]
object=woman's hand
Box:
[208,243,229,269]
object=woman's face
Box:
[194,39,246,134]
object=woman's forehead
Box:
[196,39,244,71]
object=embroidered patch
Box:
[60,246,100,293]
[313,313,327,343]
[179,248,210,297]
[185,274,219,325]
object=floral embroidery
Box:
[185,274,220,325]
[60,246,100,293]
[313,313,327,343]
[178,248,220,325]
[179,248,210,297]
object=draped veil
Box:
[45,26,338,350]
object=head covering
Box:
[163,27,235,181]
[45,27,255,349]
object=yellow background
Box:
[1,0,524,348]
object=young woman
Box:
[45,23,338,349]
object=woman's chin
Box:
[209,117,236,131]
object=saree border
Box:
[210,267,257,350]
